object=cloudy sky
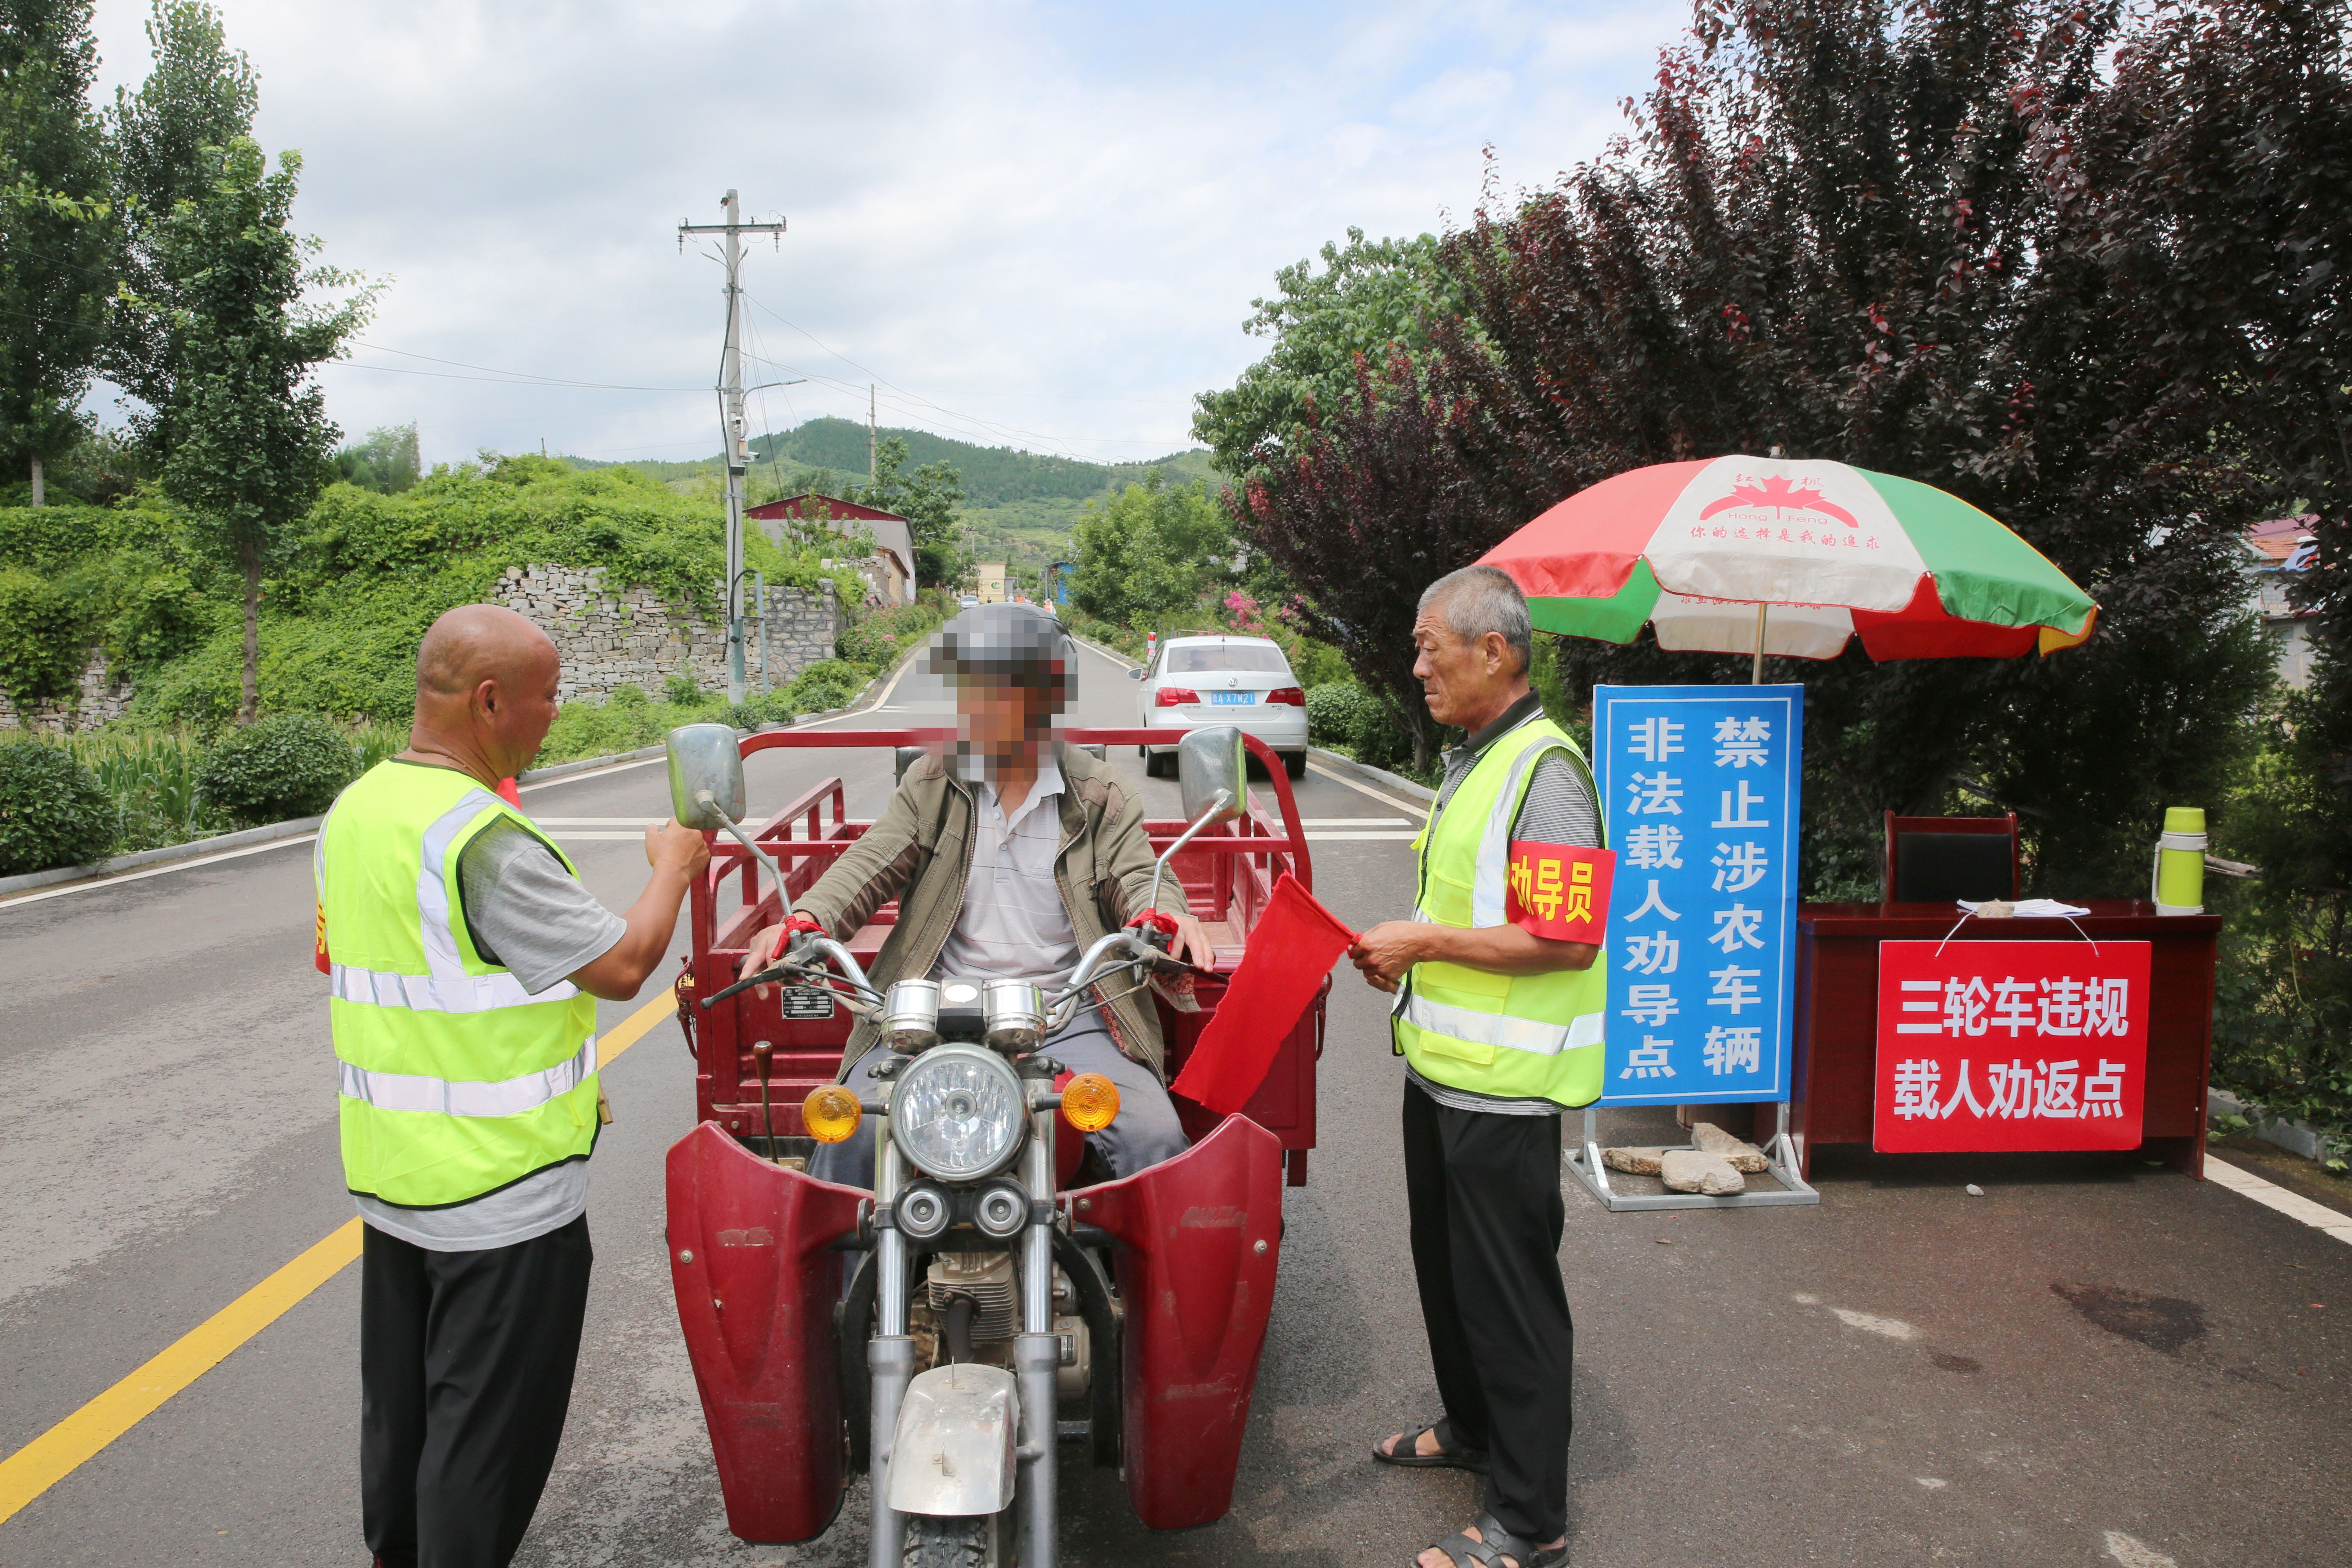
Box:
[86,1,1687,469]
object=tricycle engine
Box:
[909,1252,1091,1402]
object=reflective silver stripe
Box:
[1401,991,1603,1058]
[1470,735,1574,929]
[338,1034,598,1117]
[417,791,504,981]
[330,961,579,1012]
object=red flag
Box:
[1172,873,1355,1116]
[497,776,522,807]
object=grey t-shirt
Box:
[353,810,628,1251]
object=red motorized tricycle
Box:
[661,722,1323,1567]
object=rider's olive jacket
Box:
[796,744,1193,1080]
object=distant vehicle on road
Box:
[1132,633,1307,777]
[958,593,981,609]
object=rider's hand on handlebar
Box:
[1165,912,1215,970]
[738,915,825,999]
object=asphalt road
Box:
[2,637,2345,1568]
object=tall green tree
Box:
[1235,0,2282,888]
[1190,227,1461,482]
[0,0,112,505]
[1068,475,1234,628]
[138,135,372,722]
[850,435,967,586]
[333,421,419,493]
[103,0,255,418]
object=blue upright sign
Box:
[1593,684,1804,1105]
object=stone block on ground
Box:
[1690,1122,1770,1173]
[1659,1149,1745,1195]
[1602,1146,1665,1176]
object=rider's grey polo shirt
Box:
[931,756,1082,984]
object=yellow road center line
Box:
[0,985,680,1528]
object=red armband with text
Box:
[1505,841,1614,943]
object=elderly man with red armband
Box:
[1349,564,1610,1568]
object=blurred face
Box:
[1412,604,1517,730]
[955,675,1052,765]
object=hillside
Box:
[563,416,1222,580]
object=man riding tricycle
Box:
[661,606,1326,1566]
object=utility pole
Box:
[679,189,786,704]
[868,384,878,484]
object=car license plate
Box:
[1209,690,1254,705]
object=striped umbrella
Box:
[1479,456,2097,677]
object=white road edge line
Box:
[1,751,677,910]
[2203,1154,2352,1245]
[1305,760,1429,816]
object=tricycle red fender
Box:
[662,725,1324,1558]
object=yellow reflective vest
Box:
[317,761,600,1208]
[1393,713,1607,1107]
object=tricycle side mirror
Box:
[1176,726,1246,830]
[668,722,746,829]
[669,721,795,919]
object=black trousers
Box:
[361,1215,593,1568]
[1402,1083,1575,1544]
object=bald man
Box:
[315,604,707,1568]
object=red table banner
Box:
[1873,939,2150,1152]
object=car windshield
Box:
[1165,643,1290,675]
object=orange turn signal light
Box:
[804,1085,862,1144]
[1060,1073,1121,1134]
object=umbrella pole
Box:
[1751,602,1767,684]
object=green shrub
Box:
[0,569,89,706]
[836,619,895,666]
[1306,681,1406,768]
[664,672,704,706]
[777,658,864,715]
[63,728,218,852]
[196,713,361,824]
[0,742,120,874]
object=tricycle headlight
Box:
[891,1045,1027,1181]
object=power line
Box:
[339,340,706,392]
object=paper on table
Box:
[1958,898,2091,918]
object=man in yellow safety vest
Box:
[316,604,708,1568]
[1351,566,1604,1568]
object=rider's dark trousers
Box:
[360,1215,592,1568]
[1403,1082,1573,1545]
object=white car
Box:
[1131,634,1307,777]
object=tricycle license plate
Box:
[778,986,836,1020]
[1209,690,1254,705]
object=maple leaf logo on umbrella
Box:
[1698,473,1860,530]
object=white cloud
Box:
[85,0,1687,468]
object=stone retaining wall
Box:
[492,563,845,701]
[0,650,133,735]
